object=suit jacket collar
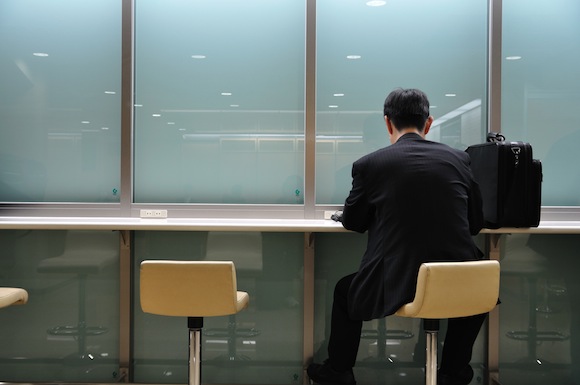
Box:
[396,132,424,143]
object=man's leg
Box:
[307,273,360,385]
[327,273,363,370]
[439,312,488,383]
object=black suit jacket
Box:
[342,133,484,320]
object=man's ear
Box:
[385,116,394,135]
[423,116,434,136]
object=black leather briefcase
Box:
[466,133,542,229]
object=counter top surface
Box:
[1,216,580,233]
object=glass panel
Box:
[0,0,122,203]
[499,234,579,385]
[134,1,305,204]
[502,0,580,206]
[133,231,304,384]
[316,0,488,204]
[314,233,489,384]
[0,230,120,381]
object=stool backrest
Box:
[140,260,245,317]
[395,260,500,319]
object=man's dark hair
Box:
[383,88,430,131]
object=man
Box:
[307,88,486,385]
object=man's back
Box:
[342,133,484,320]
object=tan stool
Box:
[140,260,249,385]
[395,260,500,385]
[0,287,28,309]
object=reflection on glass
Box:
[0,0,121,202]
[500,234,580,385]
[134,0,306,204]
[316,0,488,204]
[502,0,580,206]
[0,230,120,381]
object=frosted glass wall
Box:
[133,0,306,204]
[502,0,580,206]
[316,0,488,204]
[0,0,121,202]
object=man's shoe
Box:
[307,360,356,385]
[438,365,474,385]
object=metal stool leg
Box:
[424,319,439,385]
[188,317,203,385]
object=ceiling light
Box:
[506,56,522,61]
[191,55,206,59]
[167,122,175,125]
[445,93,457,97]
[104,91,116,95]
[33,52,49,57]
[81,121,90,124]
[152,114,161,117]
[101,127,110,130]
[366,1,386,6]
[134,104,143,107]
[329,105,338,108]
[346,55,362,60]
[221,92,232,96]
[230,104,239,108]
[333,93,345,97]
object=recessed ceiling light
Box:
[178,128,186,131]
[230,104,239,108]
[191,55,206,59]
[104,91,116,95]
[366,1,386,6]
[101,127,110,130]
[152,114,161,117]
[329,105,339,108]
[506,56,522,61]
[33,52,49,57]
[134,104,143,107]
[430,105,438,109]
[221,92,232,96]
[81,121,90,124]
[333,93,345,97]
[346,55,362,60]
[445,93,457,97]
[167,122,175,125]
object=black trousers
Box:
[327,273,488,374]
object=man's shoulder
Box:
[423,139,469,158]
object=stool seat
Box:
[396,260,500,319]
[0,287,28,309]
[140,260,249,317]
[395,260,500,385]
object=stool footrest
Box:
[47,325,108,337]
[204,328,261,338]
[506,330,569,341]
[361,329,414,340]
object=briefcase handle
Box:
[487,132,506,143]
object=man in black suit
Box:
[308,88,486,385]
